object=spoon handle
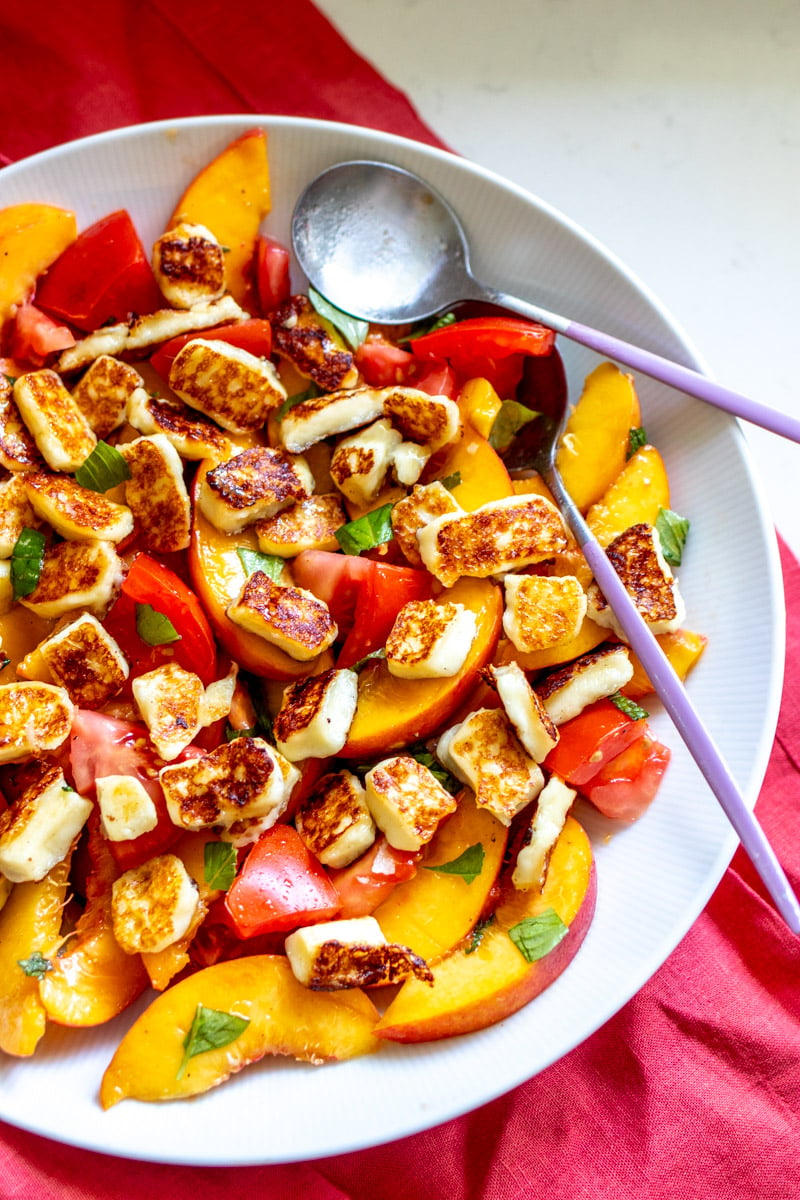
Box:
[542,465,800,934]
[487,289,800,443]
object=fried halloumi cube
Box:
[502,573,588,654]
[120,434,191,553]
[536,644,633,725]
[152,223,226,309]
[512,776,576,891]
[255,493,346,556]
[126,387,230,462]
[197,446,313,534]
[95,775,159,843]
[418,494,569,587]
[279,385,386,454]
[111,853,200,955]
[391,480,462,568]
[220,749,301,848]
[55,322,129,373]
[383,388,460,452]
[0,682,74,763]
[0,762,92,883]
[330,418,403,506]
[272,295,359,393]
[20,539,124,619]
[587,523,686,639]
[437,708,543,825]
[13,369,97,471]
[70,355,143,439]
[159,736,299,832]
[385,600,477,680]
[37,612,129,707]
[0,378,43,472]
[23,471,133,544]
[132,663,206,761]
[484,661,559,763]
[364,755,458,851]
[168,338,287,432]
[227,573,337,661]
[295,770,376,868]
[285,915,432,990]
[273,668,359,762]
[391,440,430,486]
[0,472,39,558]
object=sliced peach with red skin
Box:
[100,954,380,1107]
[375,815,595,1042]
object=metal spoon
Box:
[292,160,800,443]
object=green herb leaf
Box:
[135,602,181,646]
[655,507,690,567]
[408,746,461,795]
[236,547,285,582]
[508,908,569,963]
[308,286,369,351]
[488,400,540,451]
[204,842,237,892]
[440,471,462,491]
[424,843,485,885]
[11,527,46,599]
[609,692,649,721]
[335,502,395,556]
[349,647,387,673]
[74,441,131,492]
[402,311,458,341]
[176,1003,250,1079]
[465,914,495,954]
[3,374,18,386]
[276,384,320,423]
[627,426,648,458]
[18,950,52,978]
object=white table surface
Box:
[318,0,800,559]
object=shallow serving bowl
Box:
[0,115,784,1165]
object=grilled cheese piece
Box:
[285,916,432,990]
[24,471,134,543]
[20,539,124,619]
[418,494,569,587]
[255,493,345,556]
[221,750,301,848]
[364,755,458,851]
[168,338,286,432]
[95,775,159,842]
[272,295,359,392]
[120,434,191,553]
[0,472,39,558]
[227,573,337,661]
[152,223,226,309]
[273,668,359,762]
[13,369,97,471]
[133,663,206,761]
[385,600,477,680]
[512,776,576,891]
[588,523,686,639]
[295,770,376,868]
[329,418,402,506]
[503,573,588,654]
[38,612,129,707]
[484,661,559,762]
[391,481,462,568]
[536,644,633,726]
[159,736,299,832]
[391,441,430,486]
[0,763,92,883]
[279,386,386,454]
[197,446,313,534]
[383,388,460,452]
[127,387,231,461]
[0,378,43,472]
[111,853,200,955]
[70,355,143,439]
[437,708,543,825]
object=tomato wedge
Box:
[255,235,291,313]
[543,698,649,787]
[224,825,341,937]
[9,303,74,367]
[149,317,274,380]
[411,316,555,397]
[329,838,420,919]
[583,734,671,822]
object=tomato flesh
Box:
[255,235,291,313]
[9,303,74,367]
[583,734,671,822]
[543,698,649,787]
[330,838,420,919]
[224,824,341,937]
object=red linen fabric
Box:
[1,3,799,1196]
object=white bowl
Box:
[0,115,783,1165]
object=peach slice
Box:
[100,954,380,1107]
[427,421,513,511]
[493,616,608,674]
[168,128,271,312]
[623,628,708,699]
[375,815,595,1042]
[0,203,77,323]
[555,362,641,512]
[586,443,671,546]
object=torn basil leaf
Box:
[17,950,53,978]
[424,843,485,885]
[335,502,395,555]
[403,311,457,341]
[627,426,648,458]
[441,471,462,491]
[276,383,320,423]
[349,648,387,673]
[488,399,540,451]
[408,746,460,795]
[236,547,285,582]
[74,440,131,492]
[135,602,181,646]
[11,527,46,599]
[176,1003,250,1079]
[609,692,649,721]
[465,914,495,954]
[655,507,690,567]
[308,286,369,351]
[204,842,237,892]
[508,908,569,963]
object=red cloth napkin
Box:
[2,3,799,1196]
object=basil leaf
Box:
[74,441,131,492]
[11,527,46,599]
[204,842,237,892]
[627,426,648,458]
[655,507,690,567]
[335,502,395,555]
[176,1003,250,1079]
[440,471,462,491]
[349,647,387,673]
[609,692,649,721]
[308,286,369,351]
[135,602,181,646]
[402,311,457,341]
[237,547,285,582]
[488,400,540,451]
[408,746,461,795]
[3,374,18,385]
[18,950,52,978]
[508,908,569,963]
[276,384,320,423]
[424,843,485,885]
[465,914,495,955]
